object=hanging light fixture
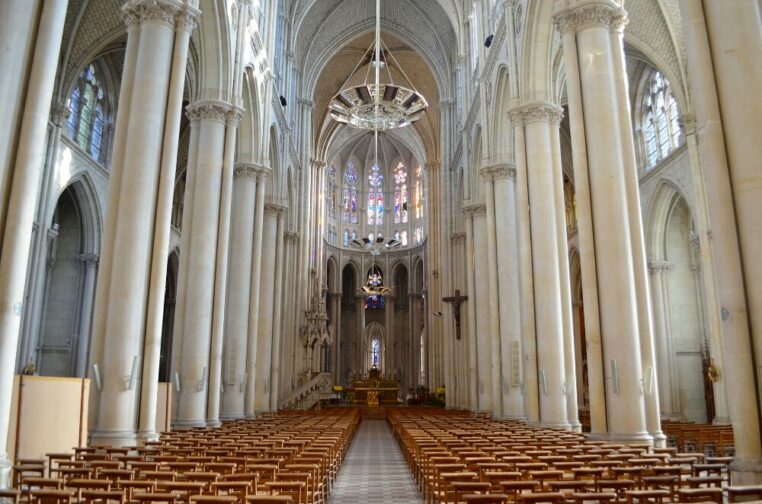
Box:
[329,0,428,130]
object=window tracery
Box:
[641,71,682,170]
[393,162,408,224]
[343,163,358,224]
[367,163,384,225]
[67,64,108,163]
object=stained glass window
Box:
[368,163,383,225]
[343,230,349,247]
[371,339,381,368]
[415,227,423,244]
[415,165,424,219]
[401,230,408,246]
[67,64,108,163]
[394,162,408,224]
[642,71,682,170]
[343,163,358,223]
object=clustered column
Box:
[509,103,570,429]
[0,0,69,480]
[554,0,658,443]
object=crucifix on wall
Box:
[442,289,468,340]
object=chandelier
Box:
[361,264,392,297]
[328,0,428,131]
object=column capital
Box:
[50,101,70,127]
[175,6,201,33]
[681,113,697,135]
[78,253,100,265]
[648,260,674,275]
[507,101,564,125]
[233,163,258,180]
[264,203,288,216]
[480,163,517,181]
[553,0,627,35]
[226,106,245,127]
[310,158,326,169]
[186,100,236,124]
[462,203,487,218]
[285,231,300,242]
[298,98,315,109]
[122,0,181,29]
[451,232,466,243]
[425,160,441,171]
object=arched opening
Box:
[159,251,179,383]
[340,264,358,385]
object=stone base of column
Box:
[206,420,222,428]
[136,430,160,443]
[569,420,583,432]
[713,416,731,424]
[172,419,207,430]
[540,421,572,430]
[219,412,245,421]
[605,431,654,445]
[245,413,257,419]
[731,459,762,485]
[650,431,667,448]
[0,454,10,489]
[90,429,138,447]
[494,414,528,422]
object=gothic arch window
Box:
[67,64,108,163]
[367,162,383,225]
[415,165,424,220]
[641,70,682,170]
[343,229,349,247]
[371,338,381,368]
[393,162,408,224]
[343,163,358,224]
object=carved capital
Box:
[285,231,300,242]
[51,101,70,127]
[480,163,517,181]
[226,106,244,127]
[553,1,627,35]
[648,260,674,275]
[234,163,258,180]
[175,6,200,32]
[78,253,100,265]
[462,204,487,218]
[122,0,180,28]
[508,102,564,125]
[451,232,466,243]
[264,203,287,216]
[186,100,235,124]
[681,113,697,135]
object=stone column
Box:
[512,102,569,429]
[385,293,395,372]
[554,1,652,442]
[269,208,286,410]
[678,0,761,476]
[481,170,504,416]
[245,168,268,417]
[207,107,242,427]
[330,291,342,385]
[0,0,67,474]
[356,294,366,376]
[137,7,197,440]
[467,205,493,413]
[74,254,99,378]
[553,9,607,438]
[90,0,179,446]
[648,261,677,418]
[254,204,279,412]
[174,101,231,428]
[491,165,525,420]
[221,165,258,419]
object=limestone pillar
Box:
[482,164,524,419]
[245,169,268,417]
[221,165,258,419]
[481,171,504,416]
[330,292,342,385]
[649,261,677,417]
[0,0,67,473]
[355,295,366,375]
[385,293,395,372]
[467,205,493,413]
[74,254,99,379]
[90,0,179,446]
[511,111,540,425]
[678,0,762,478]
[254,204,279,412]
[137,8,197,440]
[174,101,231,428]
[554,1,652,442]
[269,208,286,410]
[511,103,569,429]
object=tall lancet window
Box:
[343,163,358,224]
[371,339,381,368]
[641,70,682,170]
[415,165,424,219]
[367,163,384,225]
[67,64,108,163]
[393,162,408,224]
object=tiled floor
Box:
[330,420,423,504]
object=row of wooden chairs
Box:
[661,422,734,457]
[8,409,360,503]
[388,408,753,504]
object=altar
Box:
[345,367,399,406]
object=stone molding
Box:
[78,253,100,265]
[553,0,627,35]
[285,231,301,242]
[264,203,288,217]
[51,102,70,127]
[681,113,697,136]
[648,260,674,275]
[480,163,517,181]
[462,203,487,218]
[233,164,258,180]
[507,102,564,125]
[122,0,183,28]
[226,106,244,127]
[451,232,466,243]
[175,6,201,32]
[186,101,236,124]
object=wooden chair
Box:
[188,497,238,504]
[245,496,294,503]
[0,489,20,504]
[132,492,180,503]
[624,489,669,504]
[462,495,509,504]
[516,492,564,504]
[728,485,762,503]
[676,487,723,504]
[80,489,127,503]
[570,492,617,504]
[28,488,75,503]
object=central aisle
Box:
[330,419,423,504]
